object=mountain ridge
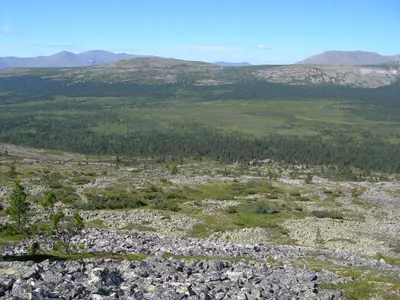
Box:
[297,50,400,65]
[0,50,147,69]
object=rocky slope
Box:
[2,228,399,299]
[251,64,400,88]
[0,151,399,298]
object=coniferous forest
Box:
[0,75,399,173]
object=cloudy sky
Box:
[1,0,399,64]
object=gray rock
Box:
[11,279,33,299]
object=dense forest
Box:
[0,75,399,173]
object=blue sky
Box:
[1,0,399,64]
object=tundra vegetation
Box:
[0,147,398,298]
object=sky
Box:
[1,0,399,64]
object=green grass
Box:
[186,200,304,244]
[115,98,400,140]
[312,210,344,219]
[0,235,25,250]
[85,219,108,229]
[183,180,277,201]
[303,258,400,299]
[351,198,376,208]
[373,253,400,267]
[121,223,156,232]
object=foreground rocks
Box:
[4,229,400,274]
[10,228,400,299]
[1,229,399,299]
[0,255,343,299]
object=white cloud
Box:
[177,45,241,51]
[0,42,76,48]
[256,44,270,50]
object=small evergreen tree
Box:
[6,161,17,178]
[314,227,325,248]
[51,211,85,254]
[171,165,178,175]
[305,173,313,184]
[41,191,58,217]
[6,181,29,233]
[115,155,121,169]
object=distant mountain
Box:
[297,51,400,65]
[0,50,146,69]
[213,61,252,67]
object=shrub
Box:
[153,198,181,212]
[216,168,230,176]
[322,189,333,195]
[0,223,18,237]
[305,173,313,184]
[50,172,64,181]
[351,188,362,197]
[296,196,311,202]
[48,182,63,189]
[72,177,91,185]
[79,196,147,210]
[312,210,344,219]
[27,242,41,256]
[226,206,238,214]
[145,184,160,193]
[289,191,301,197]
[159,178,170,184]
[55,187,79,205]
[294,206,303,212]
[171,165,178,175]
[253,202,279,214]
[165,190,185,200]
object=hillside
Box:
[297,50,400,65]
[1,57,399,88]
[0,145,399,299]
